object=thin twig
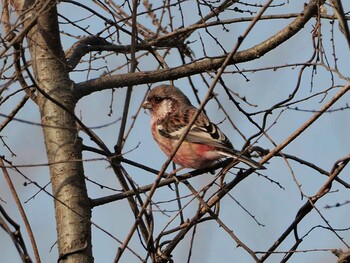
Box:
[0,158,40,263]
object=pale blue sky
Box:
[1,1,350,263]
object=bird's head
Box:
[142,85,191,121]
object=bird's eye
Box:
[155,97,164,103]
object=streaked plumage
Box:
[142,84,264,169]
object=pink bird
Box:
[142,84,264,170]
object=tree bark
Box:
[13,1,93,262]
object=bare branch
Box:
[75,0,323,99]
[0,158,39,262]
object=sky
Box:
[1,1,350,263]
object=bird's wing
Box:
[186,121,233,150]
[158,106,233,151]
[157,107,265,169]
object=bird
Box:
[142,84,265,170]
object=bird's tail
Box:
[219,149,265,170]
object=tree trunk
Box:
[16,1,93,262]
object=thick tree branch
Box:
[74,0,324,99]
[15,1,94,262]
[331,0,350,50]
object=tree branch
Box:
[1,157,39,262]
[74,0,323,99]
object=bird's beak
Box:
[142,100,152,110]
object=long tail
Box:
[219,149,265,169]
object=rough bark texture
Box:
[20,1,93,262]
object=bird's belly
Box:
[157,138,221,169]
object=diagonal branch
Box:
[331,0,350,51]
[260,154,350,262]
[0,158,40,263]
[0,205,32,263]
[74,0,324,99]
